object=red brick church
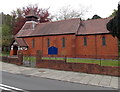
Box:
[10,10,118,59]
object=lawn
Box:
[42,57,120,67]
[0,52,10,56]
[23,56,36,62]
[1,53,119,67]
[67,58,119,66]
[42,57,65,60]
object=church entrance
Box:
[13,45,18,55]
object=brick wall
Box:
[1,52,23,65]
[76,34,118,59]
[14,34,118,59]
[36,59,120,77]
[22,34,75,56]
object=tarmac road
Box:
[1,71,117,91]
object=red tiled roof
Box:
[15,38,28,47]
[16,18,80,37]
[15,21,37,37]
[77,17,112,35]
[16,17,112,38]
[33,18,80,36]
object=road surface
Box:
[0,71,117,91]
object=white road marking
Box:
[0,84,23,91]
[0,86,11,90]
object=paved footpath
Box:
[0,62,119,89]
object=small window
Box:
[62,38,65,48]
[47,38,50,48]
[102,36,106,46]
[84,37,87,46]
[32,39,35,48]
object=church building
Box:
[10,10,118,59]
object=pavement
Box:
[0,62,119,90]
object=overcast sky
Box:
[0,0,119,19]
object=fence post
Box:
[36,50,42,64]
[100,58,101,66]
[65,56,67,62]
[18,51,23,65]
[118,56,120,77]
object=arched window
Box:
[47,38,50,48]
[62,37,65,48]
[32,39,35,48]
[84,37,87,46]
[102,36,106,46]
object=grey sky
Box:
[0,0,119,19]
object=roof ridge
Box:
[39,18,80,24]
[39,17,112,25]
[83,17,113,22]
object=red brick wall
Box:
[42,35,75,56]
[36,60,120,77]
[76,34,118,59]
[76,35,96,57]
[13,34,118,59]
[22,34,75,56]
[1,56,22,65]
[97,35,118,58]
[23,36,43,55]
[10,50,14,56]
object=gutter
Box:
[17,33,75,38]
[76,33,111,36]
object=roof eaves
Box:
[17,33,75,38]
[76,33,111,36]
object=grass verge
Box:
[42,57,120,67]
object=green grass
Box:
[67,58,119,66]
[101,60,119,66]
[1,53,119,67]
[0,52,10,56]
[42,57,65,60]
[42,57,120,67]
[23,56,36,62]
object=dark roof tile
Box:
[16,18,80,37]
[77,17,112,35]
[16,17,112,38]
[15,38,28,46]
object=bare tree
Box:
[52,5,88,21]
